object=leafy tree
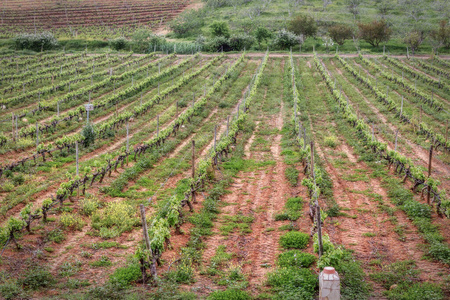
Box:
[109,37,128,51]
[374,0,394,18]
[288,14,317,38]
[229,34,255,51]
[357,19,392,47]
[430,20,450,49]
[210,21,231,38]
[132,29,153,52]
[205,36,231,52]
[14,32,58,52]
[328,24,354,45]
[168,9,205,37]
[346,0,362,19]
[404,31,426,54]
[254,26,272,48]
[272,29,300,50]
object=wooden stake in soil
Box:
[394,129,399,152]
[316,202,323,258]
[126,120,129,165]
[76,141,79,176]
[191,140,196,203]
[11,113,14,142]
[400,96,403,117]
[139,205,158,281]
[176,101,179,117]
[214,125,217,152]
[445,120,448,145]
[35,122,39,147]
[15,116,18,141]
[427,145,433,205]
[157,115,159,138]
[226,116,229,136]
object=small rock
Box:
[390,284,398,290]
[22,118,28,123]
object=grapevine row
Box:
[0,53,241,251]
[315,54,447,216]
[337,54,450,151]
[358,54,444,112]
[384,56,450,93]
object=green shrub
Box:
[99,227,120,239]
[267,267,317,297]
[109,37,128,51]
[278,250,316,268]
[79,197,99,216]
[272,29,300,50]
[82,124,96,147]
[91,201,138,235]
[19,268,54,290]
[402,200,431,219]
[110,263,141,288]
[370,260,419,289]
[90,256,112,267]
[167,259,194,283]
[60,213,85,230]
[207,288,251,300]
[169,9,205,37]
[324,135,338,148]
[427,242,450,265]
[279,231,309,249]
[210,21,230,38]
[14,32,58,51]
[46,228,66,243]
[285,166,299,187]
[384,282,444,300]
[0,281,22,299]
[229,34,255,51]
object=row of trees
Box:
[198,15,450,52]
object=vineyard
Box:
[0,0,192,39]
[0,51,449,299]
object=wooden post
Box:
[226,116,229,136]
[446,120,448,145]
[191,140,196,203]
[394,129,399,152]
[11,113,15,142]
[316,202,323,258]
[126,121,129,165]
[15,116,18,140]
[76,141,79,176]
[214,125,217,152]
[157,115,159,138]
[400,96,403,117]
[419,106,422,124]
[310,141,314,179]
[36,122,39,147]
[176,101,179,117]
[427,145,433,205]
[139,204,157,281]
[57,101,60,117]
[371,124,374,142]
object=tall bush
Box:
[14,32,58,52]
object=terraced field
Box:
[0,0,191,38]
[0,52,449,299]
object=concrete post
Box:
[319,267,340,300]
